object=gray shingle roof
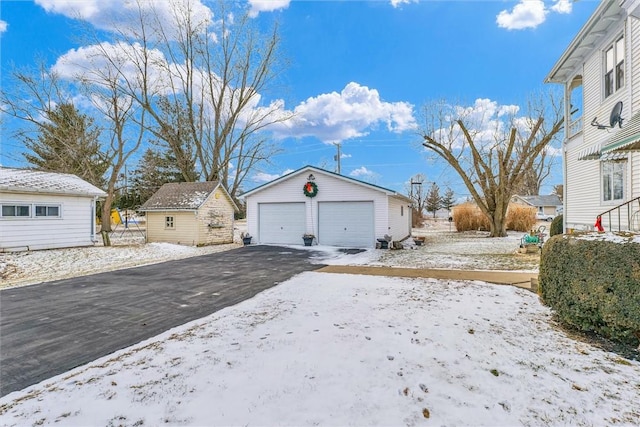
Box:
[0,167,107,197]
[517,194,562,207]
[139,181,220,211]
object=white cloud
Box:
[349,166,376,179]
[496,0,547,30]
[252,169,294,183]
[341,153,352,159]
[551,0,572,14]
[270,82,416,144]
[390,0,416,8]
[247,0,290,17]
[35,0,212,38]
[0,20,7,33]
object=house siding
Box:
[146,211,198,245]
[0,193,96,251]
[246,168,408,245]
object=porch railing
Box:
[597,196,640,232]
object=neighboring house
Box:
[545,0,640,232]
[510,195,563,217]
[0,167,106,252]
[139,181,238,246]
[243,165,413,248]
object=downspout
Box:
[92,196,98,243]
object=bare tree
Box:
[420,96,563,237]
[405,173,428,214]
[80,0,291,200]
[512,143,555,196]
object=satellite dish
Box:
[609,101,623,128]
[591,101,624,130]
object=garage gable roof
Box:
[0,167,107,197]
[139,181,238,212]
[243,165,411,202]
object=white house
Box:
[243,166,413,248]
[545,0,640,232]
[139,181,238,246]
[510,194,563,217]
[0,167,106,252]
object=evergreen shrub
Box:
[539,234,640,346]
[549,214,563,237]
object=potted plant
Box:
[302,233,315,246]
[241,232,252,246]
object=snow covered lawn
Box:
[1,273,640,426]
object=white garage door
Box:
[318,201,374,248]
[259,202,306,245]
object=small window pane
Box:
[16,206,30,216]
[36,206,46,216]
[2,205,15,216]
[606,47,614,71]
[616,37,624,63]
[48,206,59,217]
[616,61,624,90]
[605,71,614,97]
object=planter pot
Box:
[242,237,252,246]
[413,239,423,246]
[377,239,389,249]
[303,237,314,246]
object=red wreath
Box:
[303,181,318,198]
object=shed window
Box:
[35,205,61,217]
[401,205,404,216]
[165,216,175,229]
[1,205,30,217]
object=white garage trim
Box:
[258,202,306,245]
[318,201,374,248]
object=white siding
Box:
[246,169,393,246]
[0,193,97,251]
[387,196,411,241]
[146,211,197,245]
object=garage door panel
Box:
[319,201,374,247]
[259,203,306,245]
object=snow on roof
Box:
[0,167,107,197]
[139,181,221,211]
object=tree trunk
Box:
[100,193,114,240]
[488,211,508,237]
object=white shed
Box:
[243,166,413,248]
[0,167,106,252]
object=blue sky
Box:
[0,0,598,198]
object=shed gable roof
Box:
[139,181,238,211]
[0,167,106,197]
[515,194,562,207]
[243,165,412,203]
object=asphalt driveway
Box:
[0,245,325,397]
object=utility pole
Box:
[333,143,341,174]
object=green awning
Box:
[577,143,601,161]
[601,111,640,153]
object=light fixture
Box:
[308,173,315,181]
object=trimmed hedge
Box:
[539,233,640,346]
[549,214,563,237]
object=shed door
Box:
[318,201,374,248]
[259,202,306,245]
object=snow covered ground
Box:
[1,221,639,426]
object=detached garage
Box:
[243,166,412,248]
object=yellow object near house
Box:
[111,209,123,225]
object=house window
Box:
[165,216,175,229]
[1,204,30,217]
[35,205,61,217]
[602,161,625,202]
[605,36,624,98]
